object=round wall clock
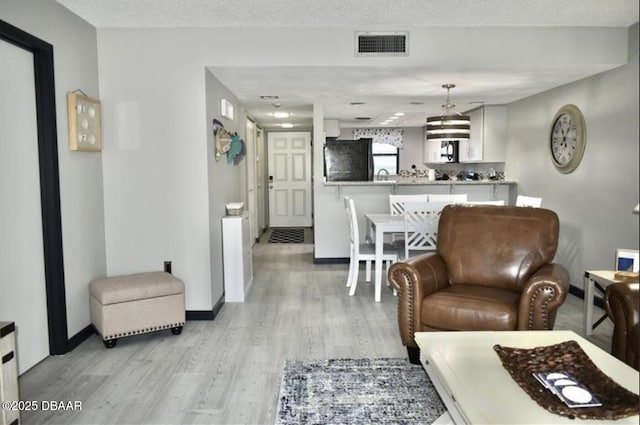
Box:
[549,104,586,174]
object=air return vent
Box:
[355,31,408,56]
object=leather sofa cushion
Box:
[421,285,520,331]
[437,205,559,291]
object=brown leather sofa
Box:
[389,204,570,364]
[604,282,639,370]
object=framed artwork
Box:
[615,249,639,273]
[67,91,102,151]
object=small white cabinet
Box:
[423,139,447,164]
[222,213,253,302]
[459,105,507,163]
[1,322,19,425]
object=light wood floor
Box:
[19,237,613,425]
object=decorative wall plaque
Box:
[67,91,102,152]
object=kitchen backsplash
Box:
[397,164,506,181]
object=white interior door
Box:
[0,39,50,374]
[268,132,312,227]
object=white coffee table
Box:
[414,330,640,425]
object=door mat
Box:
[268,227,305,244]
[275,357,445,425]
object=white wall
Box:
[205,70,247,307]
[1,1,106,339]
[505,24,639,288]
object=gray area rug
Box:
[275,357,446,425]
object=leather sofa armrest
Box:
[388,253,449,347]
[605,282,640,370]
[517,263,570,330]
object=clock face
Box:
[550,113,577,166]
[549,105,586,174]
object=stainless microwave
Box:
[440,141,459,163]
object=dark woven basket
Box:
[494,340,639,420]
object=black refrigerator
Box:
[324,139,373,182]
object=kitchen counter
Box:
[324,179,515,186]
[315,178,518,261]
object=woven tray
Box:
[493,340,639,420]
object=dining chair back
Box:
[516,195,542,207]
[389,194,429,215]
[344,197,399,297]
[403,201,449,259]
[465,200,505,205]
[428,193,468,203]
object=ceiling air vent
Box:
[355,31,408,57]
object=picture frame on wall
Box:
[615,249,639,273]
[67,91,102,151]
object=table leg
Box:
[374,226,383,302]
[583,273,594,336]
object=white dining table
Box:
[363,213,405,302]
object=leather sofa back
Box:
[437,205,560,291]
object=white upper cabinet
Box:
[459,105,507,163]
[323,119,340,138]
[423,138,447,163]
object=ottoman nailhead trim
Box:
[103,322,185,340]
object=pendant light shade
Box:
[425,84,470,141]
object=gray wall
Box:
[1,1,107,338]
[505,24,639,288]
[205,70,247,308]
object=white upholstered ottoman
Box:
[90,271,185,348]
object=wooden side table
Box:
[583,270,639,335]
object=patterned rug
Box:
[275,358,446,425]
[268,227,305,244]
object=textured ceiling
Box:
[57,0,639,129]
[57,0,639,28]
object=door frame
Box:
[1,19,68,355]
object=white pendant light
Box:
[425,84,470,141]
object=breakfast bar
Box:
[313,179,516,267]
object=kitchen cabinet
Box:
[323,119,340,138]
[459,105,507,163]
[423,139,446,163]
[1,322,19,425]
[222,213,253,302]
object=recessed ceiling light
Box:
[281,123,294,128]
[273,111,290,118]
[394,112,405,116]
[260,95,279,100]
[388,116,399,120]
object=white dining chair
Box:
[465,200,506,205]
[388,194,429,244]
[344,197,400,297]
[516,195,542,207]
[389,194,429,215]
[402,201,448,259]
[428,193,468,203]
